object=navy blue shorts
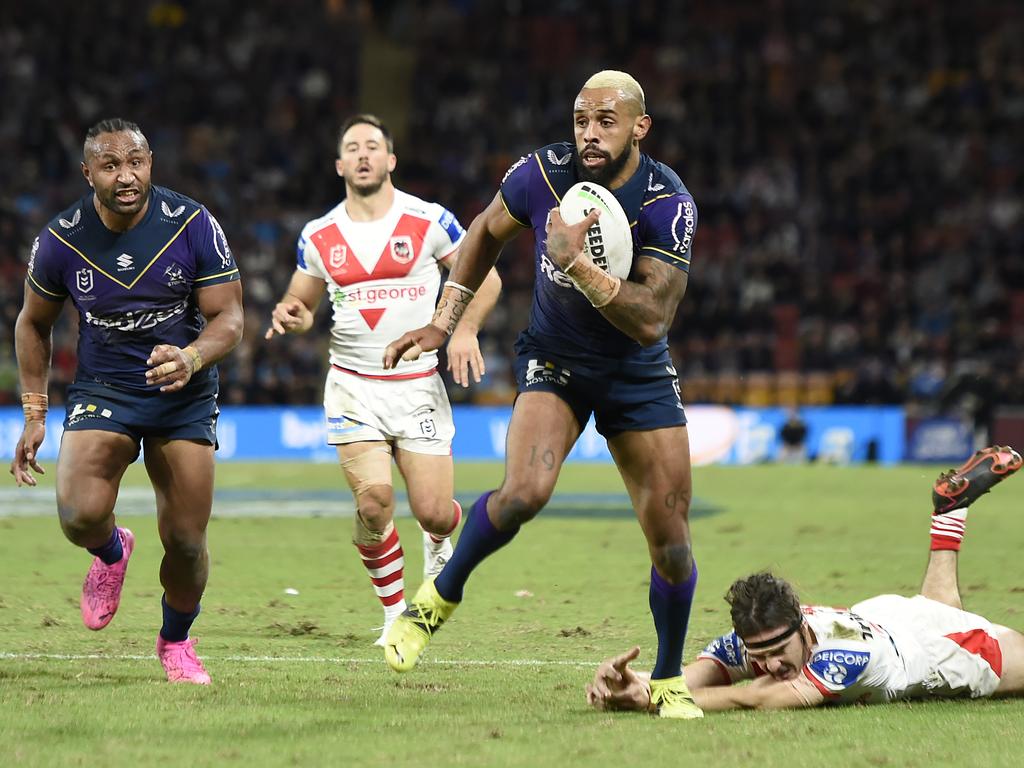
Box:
[63,378,219,447]
[512,337,687,438]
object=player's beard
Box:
[573,140,633,187]
[348,168,388,197]
[98,181,150,217]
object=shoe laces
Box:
[651,681,692,709]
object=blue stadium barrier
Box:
[0,404,904,465]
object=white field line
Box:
[0,651,592,667]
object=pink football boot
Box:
[80,527,135,630]
[156,636,212,685]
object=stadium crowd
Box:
[2,0,1023,416]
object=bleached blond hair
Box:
[582,70,646,113]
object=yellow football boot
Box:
[649,675,704,719]
[384,579,459,672]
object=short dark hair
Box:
[725,572,802,639]
[337,113,394,152]
[83,118,148,158]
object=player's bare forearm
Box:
[193,280,244,365]
[599,258,688,346]
[457,267,502,332]
[693,676,820,711]
[14,288,63,393]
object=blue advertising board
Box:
[0,404,905,465]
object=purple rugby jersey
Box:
[499,142,697,368]
[26,186,240,391]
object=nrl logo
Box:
[59,208,82,229]
[547,149,572,166]
[390,236,414,264]
[161,201,185,218]
[328,244,347,268]
[76,267,94,293]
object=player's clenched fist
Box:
[146,343,203,392]
[264,299,314,339]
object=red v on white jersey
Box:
[310,214,431,331]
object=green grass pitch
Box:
[1,461,1022,767]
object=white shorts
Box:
[323,366,454,455]
[855,594,1002,699]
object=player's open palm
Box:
[10,421,46,487]
[446,326,485,387]
[382,324,447,370]
[146,344,197,393]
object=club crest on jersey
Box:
[165,264,185,286]
[328,244,347,268]
[59,208,82,229]
[390,236,414,264]
[76,268,94,293]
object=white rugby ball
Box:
[558,182,633,279]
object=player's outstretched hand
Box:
[9,422,46,487]
[546,207,600,270]
[447,326,485,388]
[146,344,198,393]
[585,646,652,712]
[264,300,313,339]
[383,324,448,370]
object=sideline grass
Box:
[1,462,1022,767]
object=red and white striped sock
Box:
[356,527,405,613]
[930,508,969,551]
[426,499,463,545]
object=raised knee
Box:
[651,542,694,584]
[493,486,550,527]
[57,499,108,543]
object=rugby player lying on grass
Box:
[587,446,1024,713]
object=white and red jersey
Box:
[296,189,466,376]
[697,596,1003,704]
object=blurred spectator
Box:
[778,408,809,464]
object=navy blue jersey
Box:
[27,186,240,391]
[499,142,697,365]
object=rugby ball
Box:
[559,182,633,279]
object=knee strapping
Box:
[353,513,395,548]
[339,445,393,496]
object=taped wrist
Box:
[183,345,203,374]
[430,281,476,336]
[564,253,621,308]
[21,392,48,423]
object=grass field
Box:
[2,460,1023,767]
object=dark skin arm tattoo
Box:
[598,257,688,347]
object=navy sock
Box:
[649,561,698,680]
[433,491,518,603]
[87,526,123,566]
[160,594,201,643]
